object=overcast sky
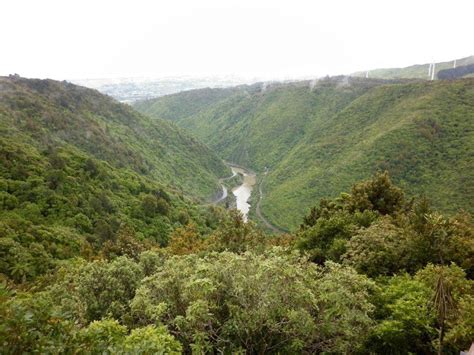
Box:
[1,0,472,80]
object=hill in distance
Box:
[352,55,474,80]
[135,76,474,230]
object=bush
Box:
[131,250,374,353]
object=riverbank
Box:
[254,169,286,234]
[209,162,285,234]
[229,166,256,222]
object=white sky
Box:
[1,0,472,80]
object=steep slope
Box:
[134,86,242,122]
[136,78,406,169]
[0,76,229,280]
[263,79,474,228]
[135,77,474,230]
[352,55,474,80]
[0,76,228,199]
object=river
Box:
[230,166,256,221]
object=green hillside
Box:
[264,79,474,229]
[352,55,474,80]
[1,78,473,353]
[135,78,403,168]
[0,76,229,281]
[134,86,241,122]
[0,76,228,200]
[135,77,474,230]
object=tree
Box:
[432,274,455,355]
[205,209,267,253]
[409,213,474,277]
[155,197,170,216]
[76,319,127,354]
[94,219,115,244]
[343,217,412,276]
[366,275,437,354]
[142,194,158,217]
[167,223,205,255]
[101,225,147,260]
[55,257,144,323]
[297,210,377,264]
[131,250,375,353]
[416,264,473,354]
[0,287,75,354]
[444,295,474,351]
[347,171,405,215]
[120,325,182,354]
[84,158,99,177]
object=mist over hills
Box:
[352,55,474,80]
[135,76,474,230]
[72,76,260,103]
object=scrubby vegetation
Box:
[0,76,228,200]
[136,77,474,230]
[0,76,230,282]
[1,75,473,354]
[1,171,473,354]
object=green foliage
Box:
[53,257,143,324]
[136,77,474,229]
[366,264,474,354]
[131,250,374,353]
[120,325,182,354]
[0,285,182,354]
[205,209,267,253]
[347,171,405,215]
[298,173,474,278]
[101,225,147,260]
[0,286,76,353]
[0,76,231,282]
[445,295,474,351]
[367,274,437,354]
[76,319,127,354]
[343,217,412,277]
[297,210,361,263]
[1,172,472,353]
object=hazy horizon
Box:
[1,0,473,81]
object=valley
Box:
[3,1,474,353]
[229,165,255,222]
[135,76,474,230]
[1,74,473,355]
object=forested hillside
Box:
[135,77,474,230]
[352,55,474,80]
[134,86,242,121]
[0,76,230,282]
[1,77,472,352]
[0,76,228,199]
